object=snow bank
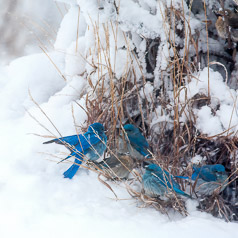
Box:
[0,0,238,237]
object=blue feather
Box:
[123,124,151,159]
[178,164,228,196]
[143,164,190,198]
[44,123,107,179]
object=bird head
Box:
[211,165,228,183]
[123,124,140,136]
[211,164,225,174]
[88,123,105,134]
[211,164,226,177]
[209,165,227,181]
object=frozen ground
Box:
[0,0,238,237]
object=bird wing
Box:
[73,132,105,153]
[128,132,149,148]
[99,155,118,168]
[159,171,190,197]
[198,166,217,182]
[137,133,149,148]
[173,187,190,197]
[56,132,105,164]
[175,175,189,180]
[155,170,178,189]
[152,170,171,187]
[43,135,80,146]
[128,137,151,157]
[153,169,191,197]
[44,132,104,153]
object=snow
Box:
[179,68,238,137]
[0,0,238,237]
[0,109,237,238]
[55,6,86,50]
[191,155,207,164]
[140,82,154,102]
[0,52,65,119]
[65,39,87,76]
[196,105,224,136]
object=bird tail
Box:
[43,138,63,145]
[175,175,189,180]
[173,187,191,198]
[43,138,58,144]
[182,191,191,198]
[63,159,82,179]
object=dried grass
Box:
[31,1,238,221]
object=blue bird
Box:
[142,164,190,199]
[192,164,228,196]
[44,123,107,179]
[177,164,228,196]
[120,124,151,160]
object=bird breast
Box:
[215,17,227,39]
